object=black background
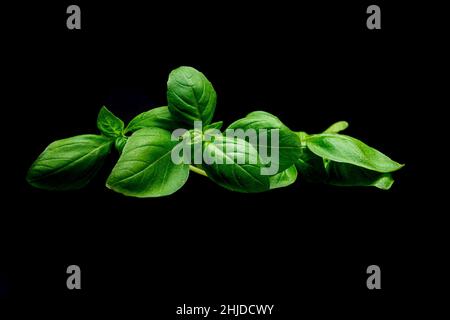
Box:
[1,0,445,317]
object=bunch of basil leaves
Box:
[27,66,404,197]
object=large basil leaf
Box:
[125,106,186,133]
[202,136,270,193]
[306,133,403,173]
[106,127,189,197]
[97,106,124,138]
[167,66,217,125]
[326,162,395,190]
[269,165,298,189]
[227,111,302,173]
[27,135,113,190]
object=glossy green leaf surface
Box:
[306,133,403,173]
[269,165,298,189]
[106,127,189,197]
[202,136,270,193]
[125,106,185,133]
[228,111,302,173]
[167,66,217,125]
[27,135,112,190]
[97,106,124,138]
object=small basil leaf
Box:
[125,106,186,133]
[295,148,328,183]
[228,111,302,173]
[202,136,270,193]
[115,136,128,154]
[106,127,189,197]
[269,165,298,189]
[371,175,395,190]
[167,66,217,125]
[324,121,349,133]
[306,133,404,173]
[27,135,113,190]
[97,106,124,138]
[326,161,395,190]
[203,121,223,131]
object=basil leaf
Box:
[204,121,223,131]
[326,162,395,190]
[106,127,189,197]
[27,135,113,190]
[228,111,302,173]
[306,133,404,173]
[202,136,270,193]
[97,106,124,138]
[324,121,349,133]
[167,66,217,125]
[269,165,298,189]
[125,106,185,133]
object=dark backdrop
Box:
[1,0,443,317]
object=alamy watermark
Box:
[170,121,280,175]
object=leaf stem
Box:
[189,165,208,177]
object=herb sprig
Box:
[27,66,404,197]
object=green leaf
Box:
[106,127,189,197]
[326,162,395,190]
[203,121,223,131]
[167,66,217,125]
[228,111,302,173]
[202,136,270,193]
[306,133,404,173]
[125,106,186,133]
[97,106,124,138]
[27,135,113,190]
[324,121,349,133]
[269,165,298,189]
